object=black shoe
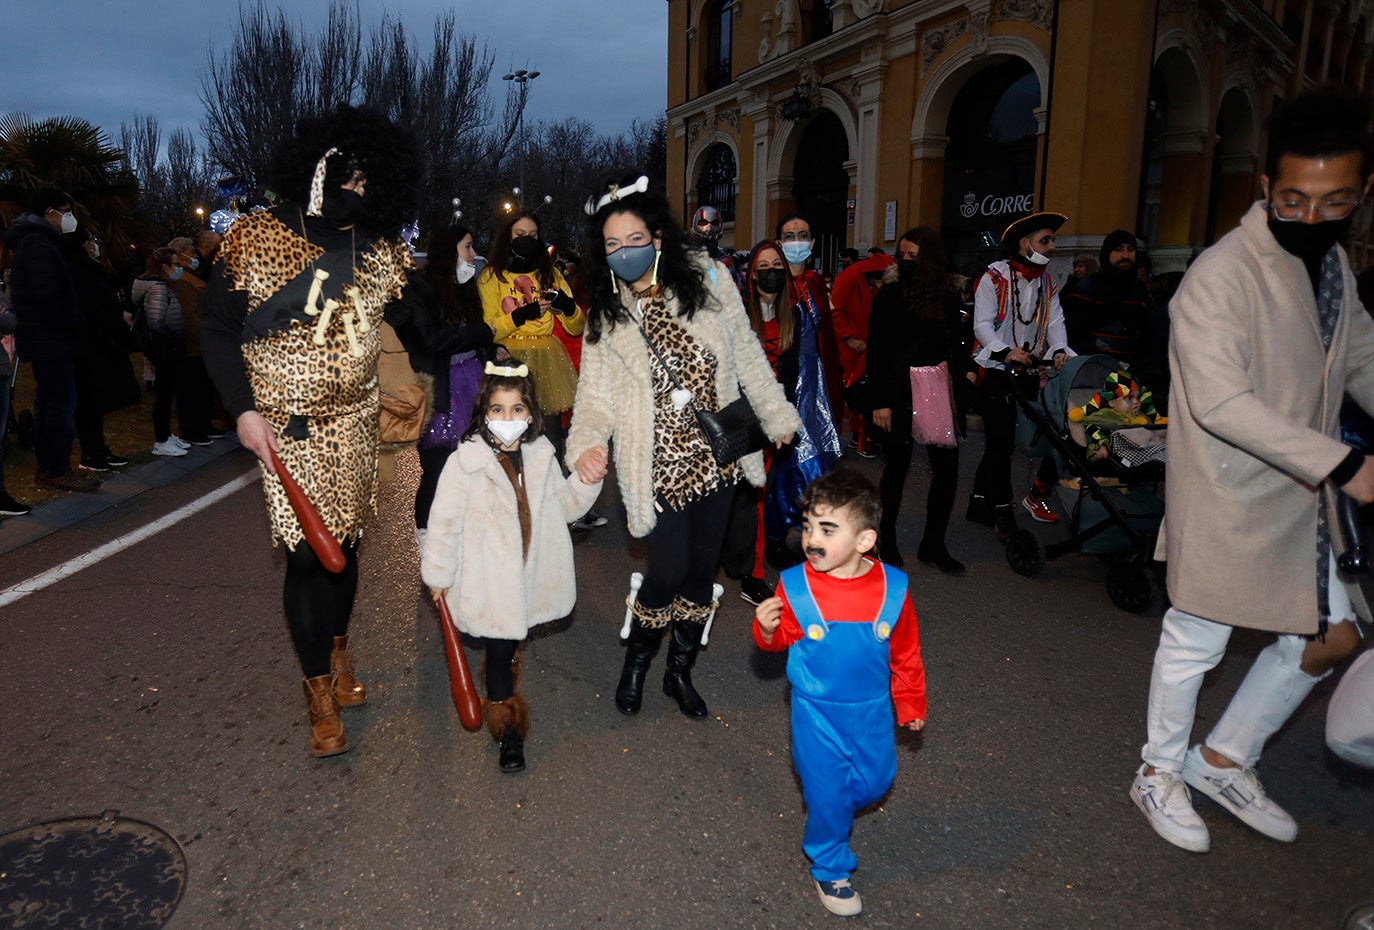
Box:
[0,493,32,516]
[183,435,214,447]
[570,509,609,530]
[206,430,228,440]
[993,504,1018,543]
[79,456,112,472]
[498,730,525,773]
[917,543,966,576]
[104,451,129,467]
[965,493,995,527]
[739,576,773,606]
[615,621,665,715]
[663,621,709,719]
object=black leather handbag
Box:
[637,323,767,467]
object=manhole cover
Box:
[0,810,187,929]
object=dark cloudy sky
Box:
[2,1,668,150]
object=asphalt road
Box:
[1,440,1371,930]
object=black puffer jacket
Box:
[2,213,84,360]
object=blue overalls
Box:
[779,561,907,881]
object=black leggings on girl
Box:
[639,482,735,609]
[483,638,520,701]
[283,539,359,678]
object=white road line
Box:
[0,470,262,608]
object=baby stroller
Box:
[1004,354,1165,612]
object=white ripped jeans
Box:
[1142,556,1352,773]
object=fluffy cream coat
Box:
[566,254,802,538]
[1160,202,1374,633]
[421,434,602,639]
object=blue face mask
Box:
[607,243,658,283]
[781,241,812,265]
[168,266,184,281]
[189,256,200,271]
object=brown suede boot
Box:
[331,636,366,707]
[303,675,349,758]
[484,694,529,773]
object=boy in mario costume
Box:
[753,468,927,917]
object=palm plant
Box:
[0,112,147,261]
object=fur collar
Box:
[455,434,554,474]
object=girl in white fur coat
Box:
[422,362,602,772]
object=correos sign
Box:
[959,190,1035,219]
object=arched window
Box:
[696,144,737,223]
[705,1,733,91]
[937,61,1042,270]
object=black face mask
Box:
[320,189,364,229]
[508,236,544,272]
[898,258,919,281]
[754,268,786,296]
[1267,214,1353,262]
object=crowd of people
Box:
[0,189,232,513]
[4,84,1374,919]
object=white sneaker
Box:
[152,439,188,457]
[814,878,862,917]
[1181,745,1298,842]
[169,435,192,450]
[1130,764,1211,852]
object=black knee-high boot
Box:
[615,601,669,716]
[663,596,713,719]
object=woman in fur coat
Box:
[567,176,800,720]
[422,363,602,772]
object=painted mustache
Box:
[805,547,826,558]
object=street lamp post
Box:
[501,68,540,210]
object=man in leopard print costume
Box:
[203,107,418,758]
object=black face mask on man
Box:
[1267,214,1354,262]
[320,189,365,229]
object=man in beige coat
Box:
[1131,89,1374,853]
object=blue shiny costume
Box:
[780,561,907,881]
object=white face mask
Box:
[59,211,78,235]
[455,259,476,284]
[487,418,529,446]
[1024,249,1050,266]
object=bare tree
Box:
[198,1,524,239]
[200,2,319,188]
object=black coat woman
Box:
[866,226,973,574]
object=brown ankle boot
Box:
[303,675,349,757]
[484,694,529,773]
[331,636,366,707]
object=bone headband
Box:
[584,175,650,216]
[306,147,342,217]
[485,360,530,378]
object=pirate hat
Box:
[1000,212,1068,249]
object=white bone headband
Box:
[584,175,650,215]
[485,361,530,378]
[306,147,342,217]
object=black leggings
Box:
[283,538,359,678]
[483,638,519,701]
[414,445,454,529]
[872,418,960,549]
[639,482,735,609]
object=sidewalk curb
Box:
[0,437,250,558]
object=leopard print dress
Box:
[639,292,738,509]
[218,210,412,548]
